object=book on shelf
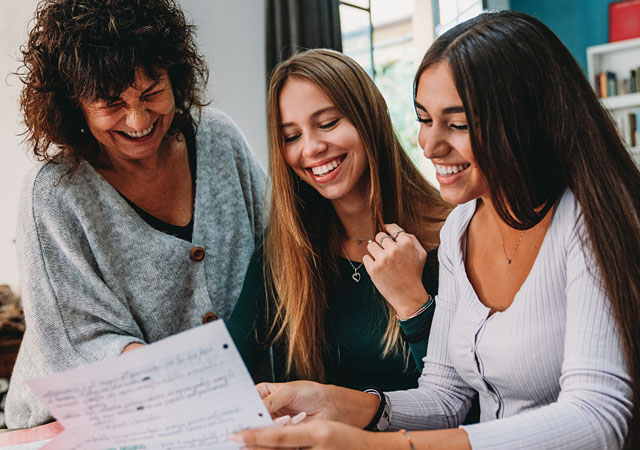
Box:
[613,109,640,149]
[594,67,640,98]
[628,112,637,147]
[636,108,640,148]
[608,72,618,97]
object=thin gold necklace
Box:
[497,227,526,264]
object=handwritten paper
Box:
[28,321,272,449]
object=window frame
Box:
[432,0,486,36]
[339,1,376,77]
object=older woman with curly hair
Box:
[5,0,266,429]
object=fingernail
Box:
[274,415,291,426]
[228,434,244,443]
[291,411,307,424]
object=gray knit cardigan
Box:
[5,107,266,429]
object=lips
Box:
[309,155,346,177]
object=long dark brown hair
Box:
[266,49,451,380]
[416,11,640,447]
[17,0,208,172]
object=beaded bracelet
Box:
[399,429,415,450]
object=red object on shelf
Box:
[610,0,640,42]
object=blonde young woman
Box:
[227,49,455,396]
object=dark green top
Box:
[227,241,439,392]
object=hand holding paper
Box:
[28,320,272,449]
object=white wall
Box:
[0,1,39,293]
[179,0,268,168]
[0,1,267,292]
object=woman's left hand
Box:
[363,223,429,319]
[230,420,377,450]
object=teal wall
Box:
[510,0,618,73]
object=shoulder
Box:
[434,200,476,272]
[195,106,248,147]
[194,107,265,195]
[440,201,476,246]
[548,189,596,271]
[20,158,117,235]
[552,189,581,232]
[23,158,99,211]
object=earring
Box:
[80,128,86,134]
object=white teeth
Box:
[435,163,470,176]
[122,122,154,138]
[311,158,341,176]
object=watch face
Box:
[376,397,391,431]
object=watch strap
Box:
[363,388,391,431]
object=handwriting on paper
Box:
[28,320,272,449]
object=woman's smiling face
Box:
[415,62,489,205]
[278,77,369,204]
[79,68,176,165]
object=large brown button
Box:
[202,312,218,324]
[190,246,205,261]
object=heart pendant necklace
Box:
[341,246,364,283]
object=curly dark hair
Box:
[18,0,209,171]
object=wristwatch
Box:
[364,388,392,432]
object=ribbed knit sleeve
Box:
[386,215,476,430]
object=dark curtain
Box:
[266,0,343,79]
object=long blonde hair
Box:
[265,49,450,381]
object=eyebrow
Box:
[414,101,465,115]
[139,80,161,95]
[280,106,340,128]
[105,80,161,103]
[129,80,161,97]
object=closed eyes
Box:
[282,117,342,143]
[319,118,340,129]
[416,117,468,131]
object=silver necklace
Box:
[341,246,364,282]
[346,235,374,245]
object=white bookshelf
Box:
[600,92,640,110]
[587,38,640,166]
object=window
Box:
[340,1,501,184]
[339,1,374,76]
[340,0,437,183]
[434,0,484,36]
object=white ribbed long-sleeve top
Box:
[386,190,633,449]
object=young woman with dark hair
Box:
[233,11,639,450]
